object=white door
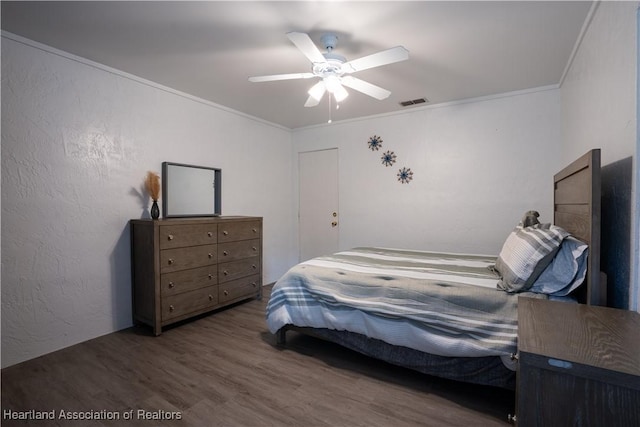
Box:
[298,148,339,262]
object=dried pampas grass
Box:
[145,171,161,201]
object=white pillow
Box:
[530,236,588,296]
[495,224,570,293]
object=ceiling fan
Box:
[248,32,409,107]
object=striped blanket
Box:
[266,247,545,360]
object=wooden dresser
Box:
[516,297,640,426]
[130,216,262,335]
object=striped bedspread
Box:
[266,247,545,360]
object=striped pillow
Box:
[495,224,570,293]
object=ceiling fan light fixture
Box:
[308,80,326,101]
[332,83,349,103]
[324,75,341,93]
[323,76,348,102]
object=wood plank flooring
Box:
[2,286,515,426]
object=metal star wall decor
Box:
[368,135,383,151]
[381,150,397,167]
[397,167,413,184]
[366,134,414,184]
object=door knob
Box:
[332,212,337,217]
[331,221,338,227]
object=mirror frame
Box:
[161,162,221,218]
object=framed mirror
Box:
[162,162,221,218]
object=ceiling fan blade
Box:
[305,80,326,107]
[287,32,327,64]
[248,72,315,83]
[341,76,391,100]
[342,46,409,73]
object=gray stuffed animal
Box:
[521,210,540,228]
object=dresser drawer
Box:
[218,221,261,243]
[218,257,260,283]
[159,224,217,249]
[160,244,217,273]
[161,265,218,297]
[219,274,261,303]
[218,239,260,262]
[162,286,218,321]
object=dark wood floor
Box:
[2,286,515,426]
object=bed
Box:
[266,149,604,390]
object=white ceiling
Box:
[1,1,593,129]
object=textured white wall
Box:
[1,36,296,368]
[292,89,562,256]
[561,1,637,165]
[560,1,639,310]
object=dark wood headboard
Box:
[553,149,604,306]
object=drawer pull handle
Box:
[252,247,257,251]
[252,264,257,269]
[168,234,174,241]
[252,282,257,288]
[208,274,213,280]
[168,258,174,265]
[208,253,213,259]
[168,281,175,288]
[223,290,229,296]
[208,294,214,301]
[252,228,257,233]
[169,305,175,312]
[223,270,229,276]
[223,251,228,256]
[223,230,229,236]
[548,358,573,369]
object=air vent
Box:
[399,98,428,107]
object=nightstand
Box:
[516,297,640,426]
